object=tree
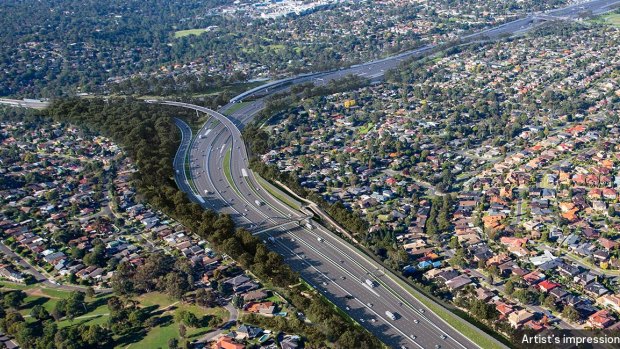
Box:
[504,279,515,295]
[231,294,244,309]
[3,291,26,309]
[562,306,580,322]
[31,304,50,321]
[84,244,106,267]
[175,310,199,328]
[82,325,113,347]
[168,337,179,349]
[470,299,499,322]
[164,271,190,300]
[86,287,95,298]
[65,291,87,320]
[543,295,557,312]
[513,289,536,305]
[195,288,214,307]
[111,261,134,296]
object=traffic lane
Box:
[172,107,478,346]
[310,224,474,348]
[173,119,201,204]
[243,165,474,348]
[264,227,456,349]
[280,227,468,349]
[195,112,470,348]
[550,0,619,16]
[200,126,266,226]
[264,229,416,349]
[225,100,265,128]
[206,135,266,225]
[265,227,461,349]
[190,119,258,224]
[228,147,288,225]
[171,102,480,346]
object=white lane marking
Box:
[267,233,424,349]
[363,282,381,297]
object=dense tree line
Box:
[44,98,380,348]
[0,290,112,349]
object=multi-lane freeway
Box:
[164,1,620,348]
[228,0,620,103]
[167,101,494,349]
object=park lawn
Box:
[57,311,110,328]
[136,291,178,309]
[590,12,620,27]
[0,282,113,327]
[40,287,75,299]
[174,28,210,38]
[20,295,60,318]
[125,294,229,349]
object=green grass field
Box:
[0,281,112,327]
[126,292,229,349]
[382,271,506,349]
[223,147,233,187]
[255,176,302,210]
[592,12,620,27]
[358,122,375,135]
[224,101,250,116]
[222,147,243,199]
[174,29,210,38]
[604,13,620,27]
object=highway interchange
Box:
[165,1,620,348]
[169,102,486,349]
[0,0,617,347]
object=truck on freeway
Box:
[365,279,377,288]
[385,311,397,320]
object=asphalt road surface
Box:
[166,100,497,349]
[164,0,620,347]
[229,0,620,103]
